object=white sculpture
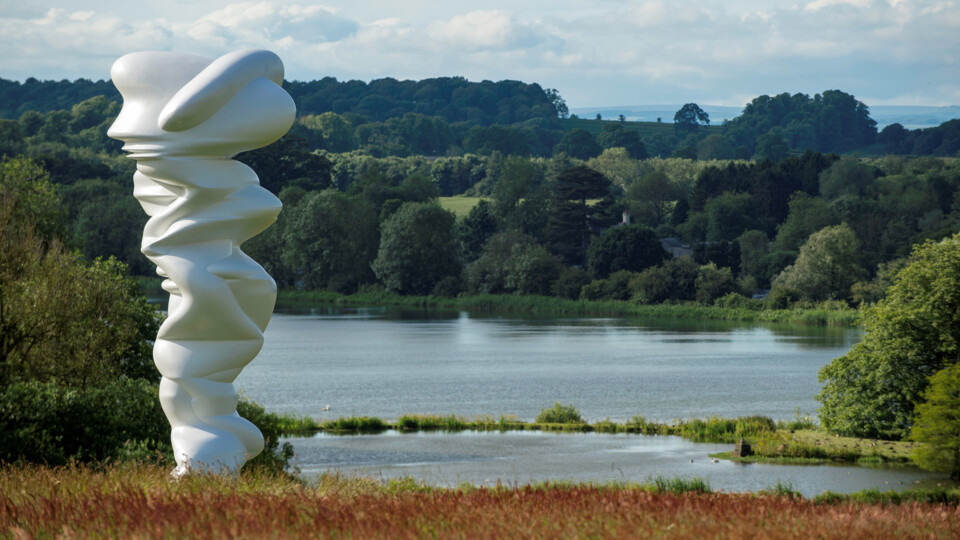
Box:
[108,50,295,476]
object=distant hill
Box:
[572,104,960,130]
[0,76,560,127]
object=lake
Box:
[237,306,859,422]
[234,306,942,495]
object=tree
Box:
[553,129,601,160]
[1,157,159,388]
[755,130,789,161]
[544,88,568,119]
[626,171,681,226]
[547,165,611,266]
[696,134,734,160]
[632,257,700,304]
[818,155,875,201]
[587,148,642,190]
[911,363,960,479]
[372,202,461,295]
[587,224,667,278]
[878,123,908,154]
[773,223,866,301]
[818,233,960,439]
[281,190,380,292]
[695,263,738,304]
[492,155,540,228]
[236,134,333,194]
[772,192,842,252]
[674,103,709,133]
[705,192,757,242]
[596,124,647,159]
[738,229,770,282]
[458,200,499,263]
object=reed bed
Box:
[276,290,859,326]
[3,464,958,539]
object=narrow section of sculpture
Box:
[108,50,295,476]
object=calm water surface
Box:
[235,306,943,493]
[238,306,859,422]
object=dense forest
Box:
[1,80,958,311]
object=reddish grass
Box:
[3,464,959,539]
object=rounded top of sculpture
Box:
[108,49,295,157]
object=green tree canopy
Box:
[596,124,647,159]
[1,157,159,388]
[372,202,461,295]
[818,233,960,439]
[911,363,960,479]
[674,103,709,133]
[553,129,601,160]
[773,192,842,252]
[773,223,866,301]
[547,165,612,265]
[281,189,380,293]
[587,224,666,278]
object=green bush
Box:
[235,397,296,475]
[535,402,584,424]
[765,287,800,309]
[0,379,298,474]
[0,378,169,465]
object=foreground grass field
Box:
[3,464,959,539]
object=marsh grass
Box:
[4,463,959,538]
[321,416,388,433]
[761,480,804,499]
[292,411,919,467]
[275,412,322,433]
[650,475,712,494]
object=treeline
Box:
[0,75,558,125]
[2,90,959,310]
[246,150,960,311]
[5,74,959,159]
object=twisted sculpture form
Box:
[108,50,295,476]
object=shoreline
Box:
[276,412,913,468]
[275,289,859,327]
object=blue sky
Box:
[0,0,957,108]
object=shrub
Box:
[0,378,169,465]
[765,287,800,309]
[430,275,463,297]
[580,270,637,301]
[535,402,584,424]
[236,397,296,474]
[551,266,592,299]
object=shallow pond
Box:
[287,431,940,498]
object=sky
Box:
[0,0,957,109]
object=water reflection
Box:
[239,307,861,423]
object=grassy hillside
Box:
[439,196,489,217]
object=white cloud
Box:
[0,1,956,106]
